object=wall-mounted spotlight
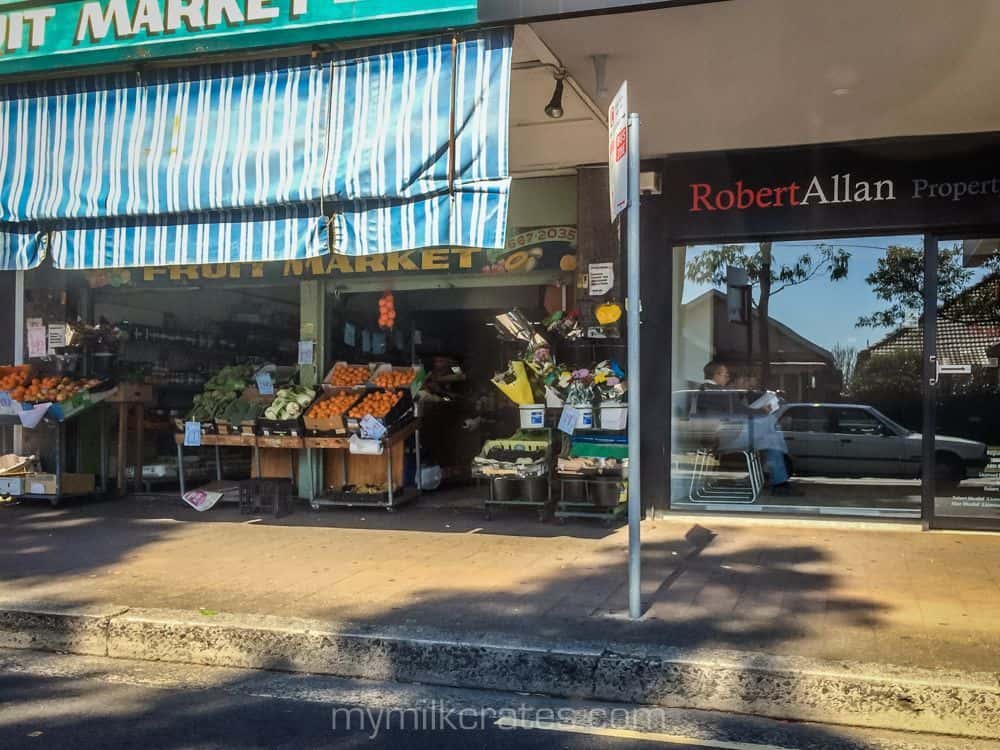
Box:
[544,70,567,119]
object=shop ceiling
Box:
[509,0,1000,173]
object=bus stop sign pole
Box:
[626,112,642,620]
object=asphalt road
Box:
[0,650,990,750]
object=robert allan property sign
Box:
[0,0,476,76]
[662,132,1000,243]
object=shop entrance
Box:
[926,237,1000,530]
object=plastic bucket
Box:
[599,402,628,430]
[576,406,594,430]
[519,404,545,429]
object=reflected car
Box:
[773,403,988,486]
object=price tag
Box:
[183,421,202,447]
[360,414,387,440]
[0,391,12,410]
[255,371,274,396]
[559,406,580,435]
[297,341,315,366]
[344,322,357,347]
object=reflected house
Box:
[859,273,1000,379]
[676,289,842,400]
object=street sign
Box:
[609,81,629,221]
[937,363,973,375]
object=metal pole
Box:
[13,270,23,455]
[921,234,938,529]
[626,112,642,620]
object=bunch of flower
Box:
[593,360,626,402]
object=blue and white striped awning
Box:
[0,30,512,269]
[50,207,328,271]
[331,180,509,257]
[0,224,44,270]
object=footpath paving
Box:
[2,495,1000,737]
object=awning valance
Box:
[0,225,44,270]
[0,30,512,269]
[50,207,328,271]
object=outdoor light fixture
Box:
[544,71,566,119]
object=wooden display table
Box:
[306,419,420,512]
[172,423,420,509]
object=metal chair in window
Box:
[686,396,764,504]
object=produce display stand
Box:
[304,418,420,512]
[0,397,111,507]
[555,475,627,527]
[475,428,555,521]
[173,432,259,500]
[554,430,628,526]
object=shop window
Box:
[670,236,925,518]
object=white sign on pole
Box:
[609,81,629,221]
[937,363,973,375]
[588,262,615,296]
[297,341,315,366]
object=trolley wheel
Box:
[386,506,397,513]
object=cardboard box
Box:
[0,476,26,495]
[25,472,95,496]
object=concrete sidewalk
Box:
[3,496,999,672]
[2,496,1000,736]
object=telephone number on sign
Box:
[506,227,577,249]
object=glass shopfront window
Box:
[670,236,929,518]
[931,239,1000,528]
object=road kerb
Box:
[0,605,997,740]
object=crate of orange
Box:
[323,362,375,390]
[368,364,422,390]
[345,389,413,434]
[303,389,361,435]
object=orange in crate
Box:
[348,390,402,419]
[308,391,359,418]
[372,369,415,389]
[326,364,370,388]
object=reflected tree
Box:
[856,243,1000,328]
[830,343,858,395]
[686,243,850,388]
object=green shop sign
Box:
[0,0,477,77]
